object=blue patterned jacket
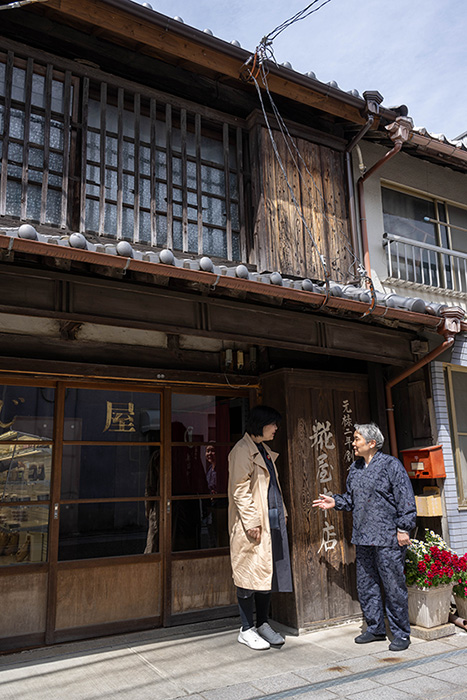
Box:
[333,450,416,546]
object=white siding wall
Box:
[431,336,467,552]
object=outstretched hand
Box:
[312,494,336,510]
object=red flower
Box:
[417,562,427,573]
[424,554,431,562]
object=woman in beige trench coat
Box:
[228,405,292,651]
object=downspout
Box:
[357,115,413,278]
[385,307,465,457]
[345,90,383,277]
[345,117,374,271]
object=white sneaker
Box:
[238,627,270,650]
[257,622,285,646]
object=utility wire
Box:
[262,0,333,43]
[251,68,331,306]
[242,1,377,312]
[259,61,361,280]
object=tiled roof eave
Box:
[0,233,454,333]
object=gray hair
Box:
[354,423,384,450]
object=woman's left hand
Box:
[397,530,411,546]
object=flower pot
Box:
[407,584,452,628]
[454,594,467,619]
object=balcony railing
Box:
[383,232,467,293]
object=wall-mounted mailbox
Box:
[400,445,446,479]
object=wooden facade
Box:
[0,0,441,652]
[249,118,351,280]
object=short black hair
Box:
[245,405,282,437]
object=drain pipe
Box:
[385,307,465,457]
[357,114,413,278]
[345,118,374,271]
[344,91,385,276]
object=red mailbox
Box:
[400,445,446,479]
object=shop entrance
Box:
[0,379,252,650]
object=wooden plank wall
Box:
[253,127,352,282]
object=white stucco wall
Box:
[354,141,467,310]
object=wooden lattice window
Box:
[0,50,79,228]
[0,42,247,262]
[81,79,245,259]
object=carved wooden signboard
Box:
[261,368,370,629]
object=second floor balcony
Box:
[384,231,467,295]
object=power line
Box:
[262,0,333,43]
[242,0,374,305]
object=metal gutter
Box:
[409,132,467,167]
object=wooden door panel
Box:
[55,560,162,629]
[171,555,235,614]
[0,571,47,638]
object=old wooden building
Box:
[0,0,464,651]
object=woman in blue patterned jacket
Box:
[313,422,416,652]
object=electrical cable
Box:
[262,0,333,43]
[240,1,377,310]
[251,69,330,308]
[260,62,361,281]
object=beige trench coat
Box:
[228,432,287,590]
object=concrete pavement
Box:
[1,619,467,699]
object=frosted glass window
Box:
[173,219,182,250]
[30,73,45,107]
[29,114,45,144]
[188,222,198,253]
[105,169,118,201]
[86,198,99,232]
[122,140,135,170]
[11,67,25,102]
[51,80,64,113]
[5,181,21,217]
[202,196,226,226]
[46,190,62,222]
[26,184,42,221]
[10,109,25,140]
[201,165,224,196]
[122,207,134,236]
[104,204,117,234]
[139,210,151,243]
[203,226,226,258]
[122,173,134,205]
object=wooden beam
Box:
[41,0,366,125]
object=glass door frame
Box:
[0,373,258,647]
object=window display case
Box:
[0,431,51,565]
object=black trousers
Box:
[237,587,271,631]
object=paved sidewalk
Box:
[1,619,467,699]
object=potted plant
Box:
[405,530,454,628]
[452,553,467,619]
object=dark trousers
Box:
[236,588,271,631]
[356,545,410,640]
